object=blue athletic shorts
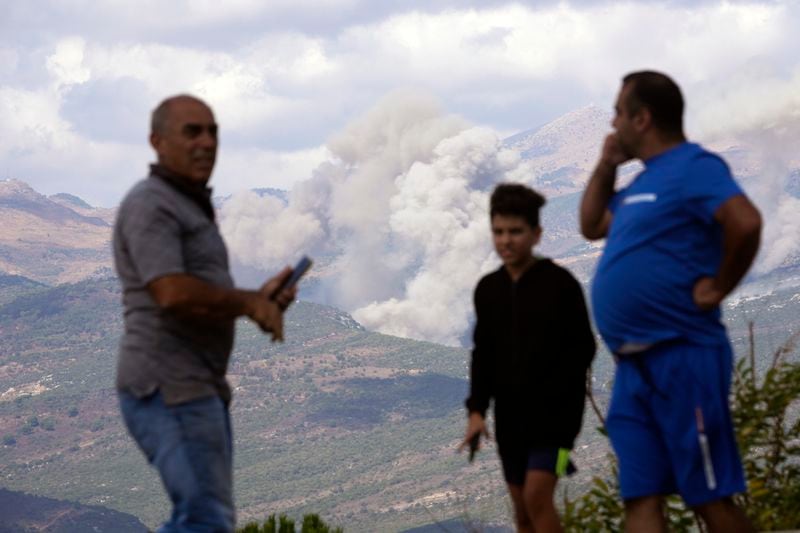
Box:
[500,446,576,486]
[606,340,746,506]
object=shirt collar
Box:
[149,164,215,221]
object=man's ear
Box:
[149,132,161,152]
[633,107,652,132]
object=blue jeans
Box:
[119,391,235,532]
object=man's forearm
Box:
[715,220,761,298]
[580,161,617,239]
[149,274,258,321]
[712,195,763,298]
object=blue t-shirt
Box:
[591,142,743,353]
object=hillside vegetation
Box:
[0,274,798,531]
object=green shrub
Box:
[730,327,800,530]
[301,513,343,533]
[237,513,342,533]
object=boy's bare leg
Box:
[522,470,562,533]
[507,483,534,533]
[624,495,666,533]
[693,497,755,533]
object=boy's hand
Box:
[458,412,490,457]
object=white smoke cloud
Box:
[307,90,471,312]
[758,195,800,272]
[740,123,800,274]
[353,127,519,344]
[692,66,800,274]
[691,65,800,143]
[218,191,325,273]
[220,90,527,345]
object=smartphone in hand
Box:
[272,256,313,298]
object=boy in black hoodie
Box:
[461,183,596,532]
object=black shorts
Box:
[500,447,576,486]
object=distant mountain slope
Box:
[0,180,112,285]
[0,181,107,228]
[48,193,116,225]
[0,488,147,532]
[48,193,93,211]
[504,105,611,196]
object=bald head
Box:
[151,94,212,136]
[149,95,218,183]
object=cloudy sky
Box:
[2,0,798,206]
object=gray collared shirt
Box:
[113,174,235,405]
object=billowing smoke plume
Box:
[221,90,526,345]
[353,127,521,344]
[692,65,800,273]
[737,125,800,274]
[218,193,324,273]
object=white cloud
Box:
[5,3,797,180]
[46,37,91,87]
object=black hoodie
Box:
[465,259,596,453]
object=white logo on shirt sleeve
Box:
[623,193,657,205]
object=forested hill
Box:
[0,487,147,532]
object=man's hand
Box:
[260,266,297,311]
[458,412,490,456]
[691,195,762,312]
[600,133,631,169]
[693,276,725,311]
[580,134,628,240]
[246,267,298,342]
[245,294,284,341]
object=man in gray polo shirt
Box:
[113,94,295,532]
